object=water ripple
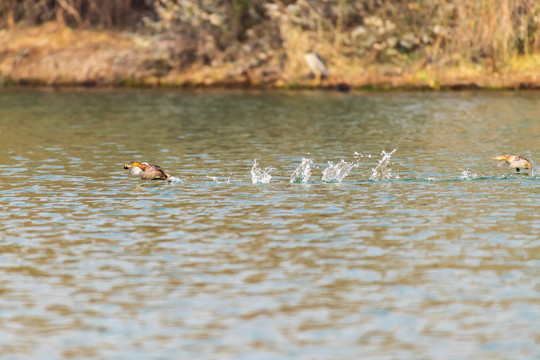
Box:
[0,90,540,359]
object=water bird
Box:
[492,155,532,172]
[304,52,329,84]
[123,161,170,180]
[336,82,350,92]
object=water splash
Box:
[167,176,183,183]
[251,159,273,184]
[207,174,232,184]
[322,160,355,183]
[459,170,477,181]
[370,148,398,181]
[354,151,372,158]
[290,158,313,184]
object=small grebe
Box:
[124,161,170,180]
[492,155,532,172]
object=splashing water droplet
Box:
[459,170,477,181]
[251,159,272,184]
[322,160,355,183]
[167,176,183,183]
[207,174,233,184]
[370,148,398,181]
[354,151,371,159]
[290,158,313,183]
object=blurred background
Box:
[2,0,540,88]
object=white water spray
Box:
[322,160,356,182]
[251,159,273,184]
[354,151,372,158]
[207,174,232,184]
[370,148,398,181]
[459,170,477,181]
[290,158,313,183]
[167,176,183,183]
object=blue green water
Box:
[1,89,539,359]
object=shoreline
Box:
[3,24,540,91]
[5,77,540,92]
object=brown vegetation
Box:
[2,1,540,89]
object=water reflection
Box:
[0,89,540,359]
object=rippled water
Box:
[1,89,540,359]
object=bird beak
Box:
[124,163,132,169]
[492,156,506,161]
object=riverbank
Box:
[3,23,540,90]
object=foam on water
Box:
[290,158,313,184]
[207,175,232,184]
[167,176,183,183]
[370,148,398,181]
[459,170,478,181]
[322,160,356,183]
[251,159,273,184]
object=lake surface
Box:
[1,88,540,359]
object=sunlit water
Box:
[1,89,540,359]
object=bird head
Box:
[124,161,148,170]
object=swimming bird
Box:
[492,155,532,172]
[123,161,170,180]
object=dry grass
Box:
[0,23,161,86]
[3,21,540,90]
